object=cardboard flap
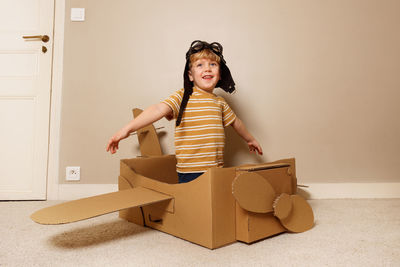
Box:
[232,172,276,213]
[31,187,173,225]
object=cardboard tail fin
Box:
[132,108,163,156]
[31,187,173,225]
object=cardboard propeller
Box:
[232,172,314,233]
[273,193,292,219]
[273,193,314,233]
[232,172,276,213]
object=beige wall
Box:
[59,0,400,184]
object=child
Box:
[106,40,263,183]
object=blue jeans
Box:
[178,172,203,183]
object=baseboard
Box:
[299,183,400,199]
[55,183,400,200]
[56,184,118,200]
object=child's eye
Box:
[211,63,217,66]
[196,63,202,67]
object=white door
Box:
[0,0,54,200]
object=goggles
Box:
[185,40,226,64]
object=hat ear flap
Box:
[183,62,192,91]
[217,63,235,93]
[177,63,193,126]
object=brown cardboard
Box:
[117,155,306,248]
[132,108,162,156]
[31,187,173,224]
[31,155,313,248]
[278,195,314,233]
[233,162,297,243]
[232,172,276,213]
[118,156,237,249]
[235,204,287,243]
[273,193,292,220]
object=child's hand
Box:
[106,128,129,154]
[247,140,263,155]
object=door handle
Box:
[22,35,50,43]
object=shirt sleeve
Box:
[221,99,237,127]
[162,88,184,120]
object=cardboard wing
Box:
[31,187,173,225]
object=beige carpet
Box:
[0,199,399,266]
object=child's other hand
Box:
[106,129,129,154]
[248,140,263,155]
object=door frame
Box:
[47,0,65,200]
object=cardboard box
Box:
[118,155,298,249]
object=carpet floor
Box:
[0,199,399,266]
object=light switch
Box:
[71,8,85,21]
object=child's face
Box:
[188,58,220,93]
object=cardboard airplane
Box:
[31,109,314,249]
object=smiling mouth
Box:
[202,75,214,79]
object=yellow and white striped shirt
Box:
[163,87,236,173]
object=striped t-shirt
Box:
[162,87,237,173]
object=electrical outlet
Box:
[66,166,80,181]
[71,8,85,21]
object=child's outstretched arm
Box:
[106,103,172,154]
[231,117,263,155]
